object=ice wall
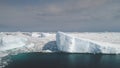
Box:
[56,32,120,54]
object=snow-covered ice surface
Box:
[0,32,120,68]
[56,32,120,54]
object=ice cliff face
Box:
[56,32,120,54]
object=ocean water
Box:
[4,53,120,68]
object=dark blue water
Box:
[5,53,120,68]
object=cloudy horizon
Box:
[0,0,120,32]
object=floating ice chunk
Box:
[56,32,120,54]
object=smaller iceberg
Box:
[0,35,28,51]
[56,32,120,54]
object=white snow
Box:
[56,32,120,54]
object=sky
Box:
[0,0,120,32]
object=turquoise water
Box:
[4,53,120,68]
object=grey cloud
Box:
[0,0,120,32]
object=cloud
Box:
[33,0,108,16]
[0,0,120,31]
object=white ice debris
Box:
[56,32,120,54]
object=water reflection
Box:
[4,53,120,68]
[66,54,102,68]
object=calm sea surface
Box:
[4,53,120,68]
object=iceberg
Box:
[0,32,120,55]
[0,35,28,51]
[1,32,120,68]
[0,32,56,53]
[56,32,120,54]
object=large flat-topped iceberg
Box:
[56,32,120,54]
